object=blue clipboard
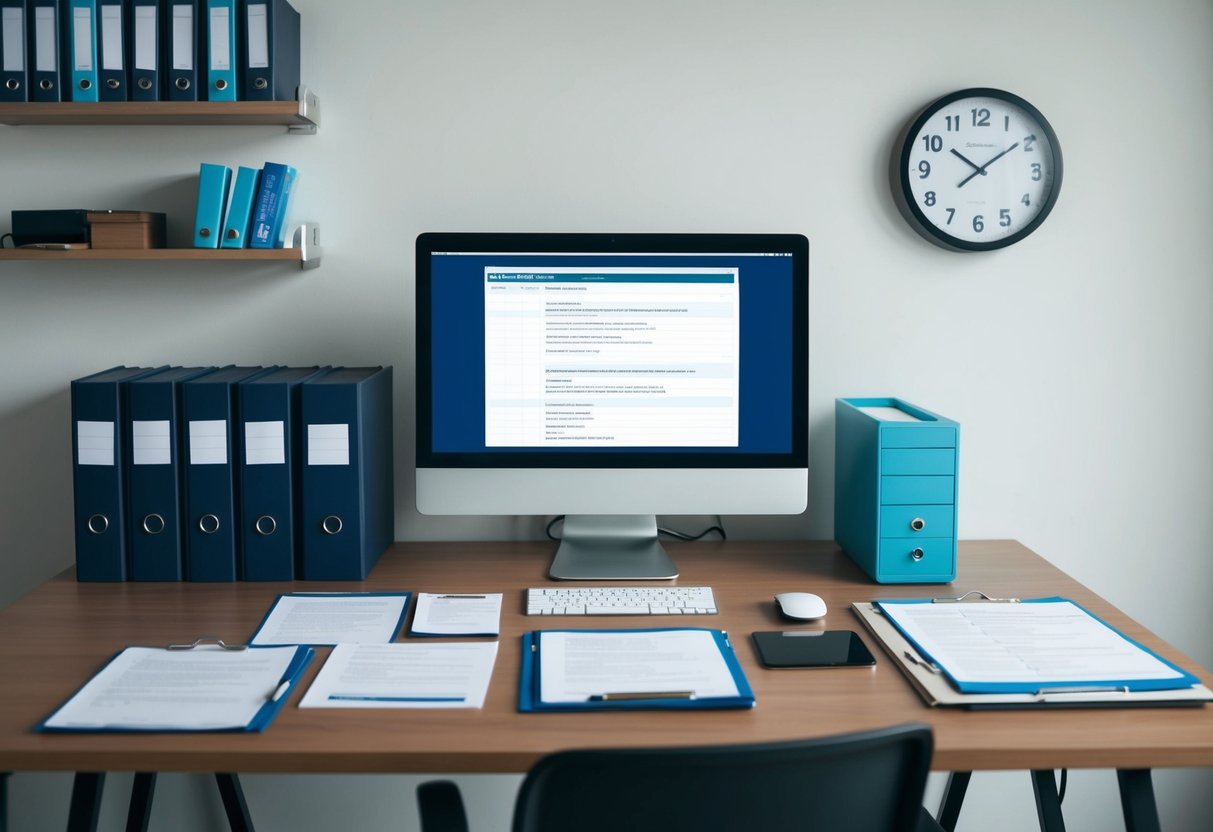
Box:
[248,592,412,646]
[874,596,1199,695]
[519,628,755,712]
[37,642,312,733]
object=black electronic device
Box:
[10,210,91,247]
[752,630,876,668]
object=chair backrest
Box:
[511,723,934,832]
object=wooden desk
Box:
[1,540,1210,827]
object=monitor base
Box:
[549,514,678,580]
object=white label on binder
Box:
[245,421,285,465]
[134,6,156,70]
[133,420,171,465]
[171,4,193,71]
[34,7,56,72]
[308,424,350,466]
[100,5,123,70]
[77,421,115,467]
[189,420,227,465]
[73,7,93,71]
[2,9,23,73]
[209,7,229,70]
[246,4,269,68]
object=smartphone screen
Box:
[752,630,877,668]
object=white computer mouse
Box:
[774,592,827,621]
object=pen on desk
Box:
[269,680,292,702]
[437,595,487,599]
[589,691,696,702]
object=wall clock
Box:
[895,88,1063,251]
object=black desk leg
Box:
[1030,770,1066,832]
[66,772,106,832]
[215,773,255,832]
[1117,769,1161,832]
[936,771,971,831]
[126,773,156,832]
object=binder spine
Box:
[28,0,60,101]
[64,0,100,101]
[127,0,159,101]
[249,162,295,249]
[241,0,298,102]
[164,0,199,100]
[97,0,126,100]
[193,162,232,249]
[0,0,28,101]
[204,0,235,100]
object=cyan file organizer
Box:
[834,398,958,583]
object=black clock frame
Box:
[894,87,1064,252]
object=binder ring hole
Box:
[4,80,18,91]
[106,79,120,89]
[142,514,166,535]
[226,228,239,239]
[321,515,343,535]
[87,514,109,535]
[254,78,268,90]
[175,78,191,91]
[254,516,277,536]
[138,78,153,90]
[199,514,221,535]
[39,79,53,91]
[910,517,925,532]
[79,79,92,90]
[911,547,925,561]
[215,79,228,91]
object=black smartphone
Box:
[752,630,877,668]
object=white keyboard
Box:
[526,586,718,616]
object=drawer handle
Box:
[911,547,925,561]
[910,517,926,532]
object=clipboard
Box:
[519,628,755,712]
[852,601,1213,709]
[37,638,314,732]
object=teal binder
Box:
[193,163,233,248]
[220,166,261,248]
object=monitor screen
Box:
[416,233,808,579]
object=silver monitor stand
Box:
[549,514,679,580]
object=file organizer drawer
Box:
[834,398,959,584]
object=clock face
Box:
[899,88,1063,251]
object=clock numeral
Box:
[945,115,960,132]
[972,215,984,233]
[1024,134,1037,151]
[971,107,991,127]
[1021,193,1031,207]
[945,208,955,225]
[917,160,931,179]
[923,191,937,207]
[999,209,1011,228]
[921,134,943,152]
[1031,163,1042,181]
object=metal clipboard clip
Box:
[931,591,1022,604]
[167,637,247,651]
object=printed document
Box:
[411,592,503,636]
[300,642,498,709]
[250,593,410,646]
[42,645,299,730]
[539,629,740,703]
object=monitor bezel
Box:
[415,232,808,470]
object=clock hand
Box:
[957,141,1021,188]
[949,148,984,173]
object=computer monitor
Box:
[415,233,808,580]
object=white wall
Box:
[4,1,1211,829]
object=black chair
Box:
[417,723,944,832]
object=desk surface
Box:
[1,540,1210,774]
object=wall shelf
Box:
[0,224,322,270]
[0,88,320,134]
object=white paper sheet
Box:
[2,8,23,73]
[244,420,285,465]
[209,7,229,70]
[77,420,114,466]
[250,594,409,646]
[308,424,349,466]
[189,420,227,465]
[538,630,739,703]
[246,4,269,68]
[171,4,192,71]
[132,420,170,465]
[133,6,156,70]
[411,593,503,636]
[301,643,498,709]
[42,645,298,731]
[100,4,122,70]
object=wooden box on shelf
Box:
[86,212,167,249]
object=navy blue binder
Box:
[71,366,161,582]
[126,366,215,582]
[96,0,126,100]
[240,0,297,101]
[299,367,394,581]
[0,0,28,101]
[163,0,200,100]
[236,366,323,581]
[127,0,159,100]
[27,0,60,100]
[182,366,268,582]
